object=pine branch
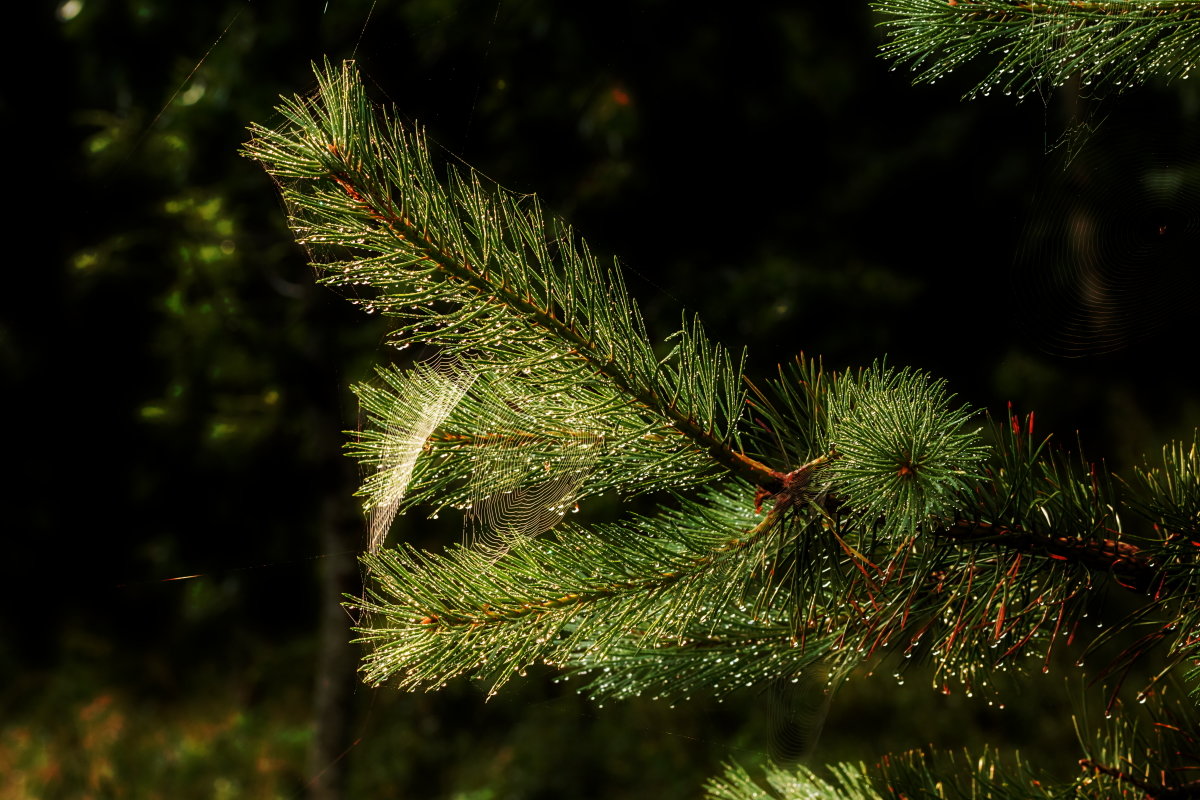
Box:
[873,0,1200,99]
[705,693,1200,798]
[572,419,1200,707]
[939,518,1156,592]
[956,410,1171,597]
[245,61,1200,781]
[243,59,779,511]
[349,484,800,694]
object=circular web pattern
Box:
[460,378,606,558]
[762,664,837,764]
[1013,118,1200,358]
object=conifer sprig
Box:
[873,0,1200,100]
[243,59,771,521]
[245,62,1200,793]
[825,363,985,540]
[706,691,1199,798]
[350,484,797,694]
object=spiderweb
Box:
[454,375,607,557]
[762,661,840,765]
[1013,111,1200,357]
[357,357,610,557]
[362,358,476,554]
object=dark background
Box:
[5,1,1199,797]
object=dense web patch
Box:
[354,362,611,557]
[1014,114,1200,357]
[358,359,476,554]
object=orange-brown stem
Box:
[940,519,1161,596]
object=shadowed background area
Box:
[5,1,1198,797]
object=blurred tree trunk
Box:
[308,481,361,800]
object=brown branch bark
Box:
[1079,758,1200,799]
[940,519,1162,595]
